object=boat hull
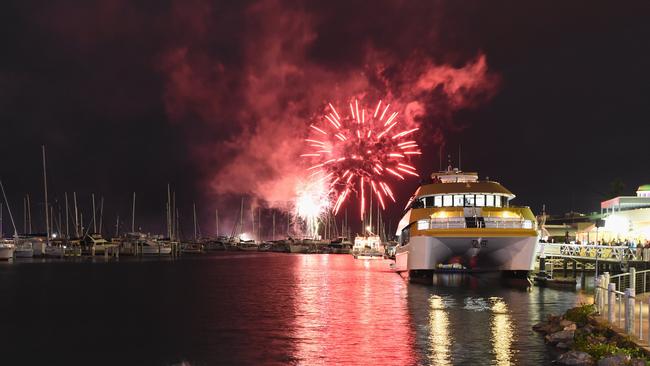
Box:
[395,234,538,273]
[0,246,15,260]
[14,248,34,258]
[142,246,172,255]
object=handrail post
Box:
[625,288,635,334]
[608,283,616,324]
[640,300,644,340]
[604,272,610,308]
[595,276,601,312]
[630,267,636,292]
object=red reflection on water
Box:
[289,255,416,365]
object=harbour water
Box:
[0,254,589,365]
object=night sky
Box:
[1,0,649,237]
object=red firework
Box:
[301,99,422,220]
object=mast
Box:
[167,183,172,240]
[215,208,219,237]
[73,192,79,237]
[258,207,261,242]
[0,181,18,238]
[64,193,69,238]
[26,194,32,234]
[42,146,50,245]
[172,191,176,240]
[131,192,136,232]
[250,205,255,241]
[192,203,198,241]
[92,193,97,233]
[239,197,244,237]
[98,196,104,235]
[115,215,120,237]
[272,211,275,241]
[23,196,26,235]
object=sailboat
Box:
[0,181,17,260]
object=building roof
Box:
[417,181,515,198]
[638,184,650,192]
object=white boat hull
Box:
[395,235,538,273]
[0,246,15,260]
[14,248,34,258]
[44,247,65,257]
[142,246,172,255]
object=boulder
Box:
[597,354,630,366]
[545,330,575,345]
[556,351,594,366]
[629,358,646,366]
[556,342,570,349]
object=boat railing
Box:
[426,217,533,229]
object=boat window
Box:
[464,195,475,207]
[434,195,442,207]
[453,195,464,206]
[443,195,453,207]
[424,196,435,208]
[495,195,502,207]
[475,194,485,207]
[486,194,494,206]
[417,219,429,230]
[400,226,410,246]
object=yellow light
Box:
[431,211,448,219]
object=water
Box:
[0,254,590,365]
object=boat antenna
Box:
[0,180,19,238]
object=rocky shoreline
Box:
[533,304,649,365]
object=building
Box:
[576,185,650,243]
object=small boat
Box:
[44,245,65,258]
[239,241,259,251]
[0,239,15,260]
[142,240,172,256]
[181,242,203,254]
[14,238,34,258]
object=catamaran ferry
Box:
[394,168,538,280]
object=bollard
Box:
[640,301,644,340]
[630,267,636,292]
[608,283,616,324]
[625,288,636,334]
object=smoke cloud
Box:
[159,0,499,211]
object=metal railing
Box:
[595,273,640,337]
[610,267,650,296]
[541,243,637,262]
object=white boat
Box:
[14,239,34,258]
[239,241,259,251]
[44,245,65,258]
[181,242,203,254]
[394,167,538,281]
[142,241,172,255]
[0,239,15,260]
[352,235,384,259]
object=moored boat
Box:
[394,167,538,281]
[0,239,15,260]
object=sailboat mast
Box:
[0,180,19,238]
[215,208,219,237]
[115,215,120,237]
[239,198,244,237]
[167,184,172,239]
[193,203,197,241]
[92,193,97,233]
[0,202,3,238]
[42,146,50,245]
[23,196,27,235]
[131,192,136,232]
[258,207,261,242]
[98,196,104,235]
[272,211,275,241]
[64,192,69,238]
[26,194,32,234]
[73,192,79,237]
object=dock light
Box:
[52,233,57,239]
[239,233,251,241]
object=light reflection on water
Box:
[0,254,590,365]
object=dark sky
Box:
[1,0,649,237]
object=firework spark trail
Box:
[301,98,422,220]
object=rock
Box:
[563,323,577,331]
[533,321,549,333]
[582,324,595,334]
[556,351,594,365]
[597,354,630,366]
[629,358,646,366]
[560,319,575,327]
[556,342,570,349]
[545,330,575,345]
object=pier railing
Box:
[541,243,637,262]
[594,272,648,340]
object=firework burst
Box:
[301,99,422,220]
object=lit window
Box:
[475,195,485,207]
[434,195,442,207]
[486,195,494,206]
[464,195,475,206]
[523,220,533,229]
[454,195,464,206]
[495,196,502,207]
[443,195,452,207]
[417,220,429,230]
